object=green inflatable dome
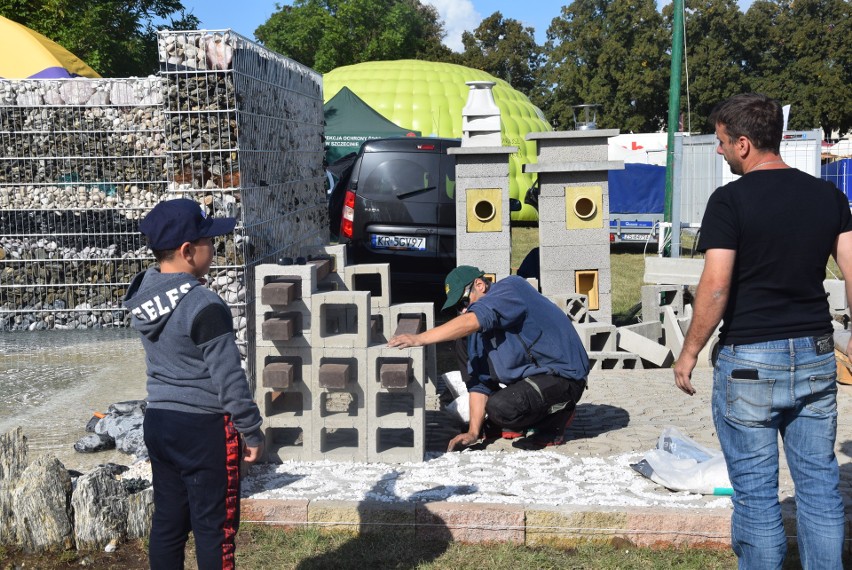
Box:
[324,60,551,221]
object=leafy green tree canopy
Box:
[742,0,851,136]
[458,12,544,96]
[0,0,199,77]
[542,0,669,132]
[663,0,747,133]
[256,0,453,73]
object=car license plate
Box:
[371,234,427,250]
[620,233,649,241]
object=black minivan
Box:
[329,137,461,283]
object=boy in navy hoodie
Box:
[125,199,263,570]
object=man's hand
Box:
[673,353,698,395]
[388,334,421,348]
[447,432,479,452]
[243,444,264,464]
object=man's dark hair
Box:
[708,93,783,154]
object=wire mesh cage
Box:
[0,78,166,330]
[1,30,327,351]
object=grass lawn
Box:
[0,527,743,569]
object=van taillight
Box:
[341,189,356,239]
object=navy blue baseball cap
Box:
[140,198,236,250]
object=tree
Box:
[255,0,453,73]
[663,0,747,133]
[0,0,199,77]
[458,12,544,96]
[742,0,851,136]
[541,0,669,132]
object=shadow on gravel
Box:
[566,403,630,440]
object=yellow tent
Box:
[0,15,100,79]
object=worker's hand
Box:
[447,431,479,452]
[673,353,697,396]
[846,337,852,360]
[243,444,264,464]
[388,334,421,348]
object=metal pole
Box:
[664,0,684,257]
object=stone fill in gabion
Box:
[0,30,327,348]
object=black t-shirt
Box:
[698,168,852,345]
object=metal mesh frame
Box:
[1,31,327,346]
[0,79,166,330]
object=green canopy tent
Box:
[323,86,420,164]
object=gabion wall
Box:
[0,30,326,345]
[0,78,166,331]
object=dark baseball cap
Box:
[442,265,485,311]
[140,198,236,250]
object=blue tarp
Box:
[822,159,852,205]
[608,163,666,214]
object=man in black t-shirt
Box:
[673,93,852,569]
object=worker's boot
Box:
[512,406,576,450]
[482,420,524,440]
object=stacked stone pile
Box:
[0,427,153,553]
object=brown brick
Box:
[393,316,423,337]
[380,361,410,389]
[309,258,332,281]
[263,362,294,389]
[262,316,295,341]
[261,281,299,306]
[319,362,351,389]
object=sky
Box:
[178,0,754,53]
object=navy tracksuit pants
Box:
[144,408,242,570]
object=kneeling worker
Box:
[388,266,589,451]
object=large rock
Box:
[71,466,129,550]
[125,487,154,540]
[0,427,27,545]
[0,426,28,480]
[12,455,74,552]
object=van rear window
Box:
[358,152,454,202]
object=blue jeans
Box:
[713,337,845,570]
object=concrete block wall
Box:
[255,254,431,463]
[525,131,622,323]
[365,346,425,462]
[448,146,517,281]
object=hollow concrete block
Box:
[587,351,643,371]
[390,303,438,397]
[641,284,687,324]
[344,263,391,310]
[663,305,685,359]
[573,322,617,352]
[366,345,425,463]
[616,326,673,368]
[311,291,371,348]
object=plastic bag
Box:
[631,426,732,495]
[441,371,470,423]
